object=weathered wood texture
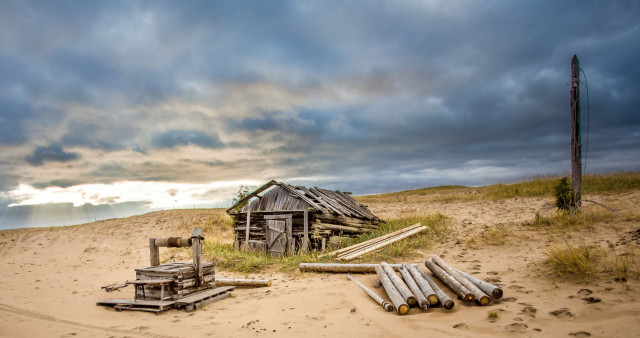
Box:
[135,262,215,301]
[324,223,423,258]
[425,259,474,302]
[416,267,454,310]
[374,265,409,315]
[228,181,382,253]
[298,263,402,273]
[215,278,272,287]
[570,54,582,207]
[453,268,503,299]
[338,224,427,261]
[347,274,394,312]
[398,265,429,309]
[406,264,438,305]
[380,262,416,306]
[432,255,489,305]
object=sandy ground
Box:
[1,192,639,337]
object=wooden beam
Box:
[570,54,582,208]
[432,255,489,305]
[298,263,403,273]
[374,265,409,315]
[425,259,474,302]
[245,210,251,247]
[226,180,277,213]
[347,274,394,312]
[303,210,309,252]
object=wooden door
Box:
[267,219,287,257]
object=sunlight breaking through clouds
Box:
[4,180,260,209]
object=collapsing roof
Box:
[226,180,380,222]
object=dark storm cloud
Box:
[24,144,80,166]
[150,130,224,149]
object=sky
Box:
[1,1,639,229]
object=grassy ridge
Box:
[357,171,640,203]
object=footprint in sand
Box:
[582,297,601,304]
[569,331,591,337]
[577,289,592,296]
[505,323,528,331]
[453,323,467,329]
[521,306,537,318]
[549,308,574,319]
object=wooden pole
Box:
[374,265,409,315]
[453,268,503,299]
[149,238,159,266]
[339,225,427,261]
[298,263,402,273]
[245,211,251,248]
[215,278,272,287]
[431,255,489,305]
[303,210,309,252]
[191,227,204,287]
[398,265,429,309]
[570,54,582,208]
[406,264,439,305]
[416,267,454,309]
[380,262,417,306]
[347,274,394,312]
[425,260,474,302]
[323,223,424,258]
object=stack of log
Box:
[424,255,503,306]
[134,262,215,300]
[300,260,503,314]
[323,223,427,261]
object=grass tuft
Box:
[544,243,603,282]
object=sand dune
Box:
[1,192,639,337]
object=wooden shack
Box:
[226,180,382,256]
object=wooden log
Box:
[339,226,427,261]
[415,267,454,309]
[154,237,192,248]
[405,264,438,305]
[323,223,423,258]
[347,274,394,312]
[374,265,409,315]
[398,265,429,309]
[380,262,416,306]
[453,268,503,299]
[298,263,402,273]
[425,260,474,302]
[432,255,490,306]
[149,238,160,267]
[315,223,365,234]
[215,278,272,288]
[245,210,251,245]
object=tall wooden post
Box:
[191,227,204,287]
[149,238,159,266]
[570,55,582,208]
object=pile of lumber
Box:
[424,255,503,306]
[323,223,427,261]
[135,262,215,300]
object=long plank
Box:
[323,223,423,258]
[174,286,235,305]
[340,226,428,260]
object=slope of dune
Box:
[1,189,639,337]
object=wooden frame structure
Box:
[227,181,382,256]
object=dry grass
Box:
[544,242,639,282]
[356,171,640,205]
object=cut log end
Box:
[382,302,394,312]
[443,299,454,310]
[478,296,490,306]
[419,300,429,310]
[492,288,503,299]
[407,297,417,306]
[427,294,439,305]
[464,294,475,302]
[397,304,410,315]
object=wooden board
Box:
[267,219,287,257]
[174,286,235,312]
[97,299,175,314]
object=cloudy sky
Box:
[1,1,638,229]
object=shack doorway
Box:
[264,214,292,257]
